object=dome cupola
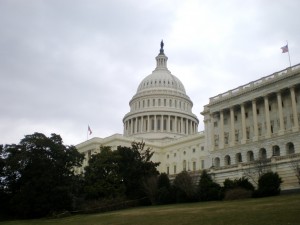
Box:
[123,41,199,141]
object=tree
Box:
[289,159,300,185]
[1,133,84,218]
[116,142,160,200]
[222,177,254,200]
[254,172,282,197]
[242,159,271,185]
[173,171,197,203]
[157,173,174,204]
[198,170,221,201]
[83,146,125,200]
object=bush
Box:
[173,171,197,203]
[254,172,282,197]
[224,188,253,200]
[157,173,174,204]
[198,170,221,201]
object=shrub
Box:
[157,173,174,204]
[198,170,221,201]
[173,171,197,203]
[224,188,253,200]
[254,172,282,197]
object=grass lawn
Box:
[2,193,300,225]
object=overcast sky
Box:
[1,0,299,146]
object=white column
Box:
[230,107,235,146]
[168,115,171,132]
[181,117,184,134]
[252,100,258,141]
[141,116,144,133]
[130,118,133,134]
[241,104,246,144]
[185,119,189,134]
[135,118,138,134]
[154,115,157,131]
[276,92,285,134]
[147,115,150,132]
[264,96,271,138]
[174,116,177,133]
[290,87,299,131]
[219,111,224,149]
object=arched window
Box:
[286,142,295,155]
[272,145,280,156]
[225,155,231,166]
[183,160,187,171]
[247,151,254,162]
[259,148,267,159]
[214,157,220,167]
[236,153,242,163]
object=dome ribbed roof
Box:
[136,41,186,94]
[137,70,186,94]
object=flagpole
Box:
[287,41,291,67]
[87,127,88,141]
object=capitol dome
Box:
[123,41,199,141]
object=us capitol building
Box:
[77,41,300,191]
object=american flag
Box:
[281,44,289,53]
[88,125,92,135]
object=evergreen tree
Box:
[198,170,221,201]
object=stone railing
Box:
[209,63,300,104]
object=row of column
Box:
[214,87,299,149]
[124,115,198,136]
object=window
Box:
[167,154,169,159]
[193,148,196,153]
[174,165,176,174]
[183,160,187,171]
[193,161,196,171]
[257,109,260,114]
[201,146,204,151]
[153,99,155,106]
[167,166,169,175]
[201,160,205,169]
[174,153,176,157]
[214,121,218,127]
[183,151,186,155]
[164,99,166,106]
[158,99,161,106]
[272,145,280,156]
[214,158,220,167]
[225,155,231,166]
[236,153,242,163]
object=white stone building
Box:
[76,42,300,190]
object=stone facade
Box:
[76,43,300,190]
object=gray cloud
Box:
[1,0,299,145]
